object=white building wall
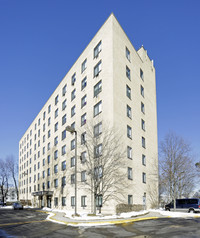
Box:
[19,13,158,214]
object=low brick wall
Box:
[116,204,144,214]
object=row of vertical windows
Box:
[54,196,87,207]
[126,46,144,81]
[20,40,103,150]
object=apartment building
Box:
[19,13,158,214]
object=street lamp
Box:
[23,171,28,206]
[66,125,77,215]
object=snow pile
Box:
[0,205,12,209]
[42,207,148,220]
[152,209,200,218]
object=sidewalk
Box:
[44,210,166,227]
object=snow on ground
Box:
[42,207,200,221]
[42,207,149,220]
[0,205,12,209]
[150,208,200,218]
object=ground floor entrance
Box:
[32,191,53,208]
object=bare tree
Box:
[0,159,9,204]
[6,156,19,200]
[159,132,196,209]
[78,121,127,214]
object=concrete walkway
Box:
[44,211,167,226]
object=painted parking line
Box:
[0,220,48,227]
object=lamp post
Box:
[23,171,28,206]
[66,126,77,215]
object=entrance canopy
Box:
[32,191,53,196]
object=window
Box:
[127,105,132,118]
[42,146,45,155]
[38,129,40,137]
[43,135,46,143]
[94,101,102,117]
[81,95,87,108]
[81,113,87,126]
[126,47,130,61]
[62,197,66,206]
[142,154,146,166]
[81,77,87,90]
[55,122,58,132]
[47,155,50,164]
[81,196,86,207]
[43,111,46,120]
[71,196,75,206]
[42,171,45,178]
[43,124,45,133]
[38,161,40,169]
[126,66,130,80]
[48,117,51,126]
[94,122,102,137]
[54,164,58,174]
[62,130,66,140]
[47,181,50,189]
[96,195,102,207]
[62,161,66,171]
[94,144,102,158]
[141,85,144,97]
[38,173,40,180]
[94,60,102,77]
[62,84,67,96]
[80,151,86,163]
[62,99,67,110]
[71,73,76,85]
[71,105,76,117]
[94,41,102,58]
[127,146,132,159]
[55,109,58,118]
[54,197,58,206]
[142,173,146,183]
[141,119,145,131]
[48,105,51,114]
[140,69,144,80]
[81,59,87,73]
[141,102,145,114]
[142,137,146,148]
[71,156,75,167]
[71,174,75,184]
[62,114,67,125]
[54,150,58,160]
[62,145,66,155]
[94,80,102,97]
[128,195,133,205]
[62,176,66,187]
[81,171,86,182]
[71,122,75,130]
[127,125,132,139]
[48,130,51,138]
[81,132,86,145]
[71,139,75,150]
[126,85,131,99]
[55,95,59,105]
[94,166,103,178]
[47,168,50,176]
[128,167,133,180]
[54,179,58,188]
[47,142,50,151]
[54,136,58,146]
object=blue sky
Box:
[0,0,200,162]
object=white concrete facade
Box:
[19,13,158,214]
